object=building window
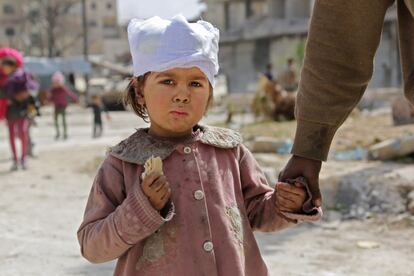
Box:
[29,9,40,23]
[5,27,15,37]
[30,33,42,46]
[3,4,15,14]
[245,0,253,18]
[88,21,98,27]
[224,2,230,30]
[107,3,112,9]
[90,2,96,9]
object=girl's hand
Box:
[141,173,171,211]
[275,182,307,213]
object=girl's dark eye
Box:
[161,79,174,85]
[190,81,202,87]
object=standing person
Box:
[77,15,321,276]
[88,94,110,138]
[1,57,39,170]
[279,58,298,92]
[0,48,24,123]
[49,71,78,140]
[279,0,414,207]
[0,67,8,121]
[263,62,274,81]
[26,93,41,157]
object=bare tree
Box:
[20,0,83,57]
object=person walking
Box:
[48,71,78,140]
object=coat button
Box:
[183,146,192,154]
[194,190,204,200]
[203,241,214,252]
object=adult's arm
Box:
[292,0,393,161]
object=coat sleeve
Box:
[292,0,392,161]
[239,145,292,232]
[64,86,78,102]
[77,155,174,263]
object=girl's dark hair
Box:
[1,57,17,67]
[123,72,214,122]
[124,73,150,122]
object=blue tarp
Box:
[24,57,92,76]
[23,57,91,90]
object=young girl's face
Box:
[139,67,211,137]
[52,80,62,88]
[2,64,15,75]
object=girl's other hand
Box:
[275,182,307,213]
[141,173,171,211]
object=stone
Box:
[368,136,414,160]
[391,97,414,126]
[408,201,414,215]
[250,137,290,153]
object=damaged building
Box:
[202,0,401,93]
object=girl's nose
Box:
[172,86,190,104]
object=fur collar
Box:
[108,125,242,165]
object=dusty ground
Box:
[0,105,413,276]
[239,109,414,153]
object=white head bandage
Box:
[127,14,219,87]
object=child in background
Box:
[0,48,24,121]
[49,71,78,140]
[88,94,110,138]
[78,15,321,276]
[1,56,39,170]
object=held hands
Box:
[141,172,171,211]
[275,182,307,213]
[278,155,322,207]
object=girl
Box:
[49,71,78,140]
[0,48,24,121]
[1,55,38,170]
[78,15,321,276]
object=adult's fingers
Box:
[308,177,322,207]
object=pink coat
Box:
[77,126,320,276]
[49,86,77,109]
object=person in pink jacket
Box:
[0,48,24,127]
[77,15,322,276]
[48,71,78,140]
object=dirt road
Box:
[0,106,413,276]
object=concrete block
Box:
[368,136,414,160]
[251,137,290,153]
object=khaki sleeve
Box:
[293,0,392,161]
[398,0,414,104]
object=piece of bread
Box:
[141,156,163,179]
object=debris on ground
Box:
[368,136,414,160]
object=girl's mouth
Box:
[170,111,189,117]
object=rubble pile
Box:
[335,166,414,219]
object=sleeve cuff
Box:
[114,186,175,245]
[291,119,337,161]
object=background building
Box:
[0,0,129,61]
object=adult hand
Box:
[141,173,171,211]
[278,155,322,207]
